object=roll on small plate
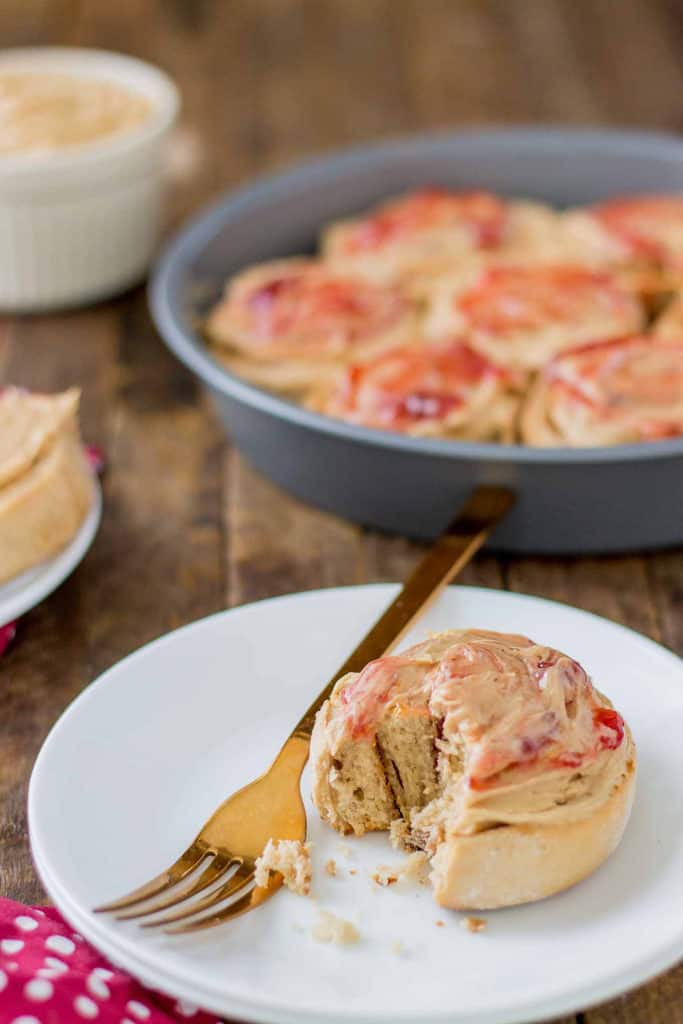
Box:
[311,627,635,911]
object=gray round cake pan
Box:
[149,127,683,554]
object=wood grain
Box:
[0,2,681,1020]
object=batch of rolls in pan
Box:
[205,190,683,447]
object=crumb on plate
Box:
[372,867,398,887]
[389,818,410,850]
[254,839,312,896]
[461,916,487,933]
[312,909,360,945]
[401,851,429,881]
[373,852,429,887]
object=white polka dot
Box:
[175,999,198,1016]
[74,995,99,1019]
[86,972,110,999]
[92,968,114,980]
[34,910,45,917]
[15,916,38,932]
[0,968,7,991]
[45,935,75,955]
[24,979,53,1002]
[43,957,68,975]
[126,1001,151,1020]
[1,939,23,954]
[10,1017,42,1024]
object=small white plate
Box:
[28,585,683,1024]
[0,480,102,623]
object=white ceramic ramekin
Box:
[0,48,180,311]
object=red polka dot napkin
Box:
[0,623,16,658]
[0,901,223,1024]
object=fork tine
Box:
[94,843,207,913]
[140,861,255,929]
[164,877,280,934]
[114,853,236,921]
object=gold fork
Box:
[95,485,513,933]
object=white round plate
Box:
[0,480,102,623]
[29,585,683,1024]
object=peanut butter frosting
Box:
[325,629,631,836]
[0,71,151,155]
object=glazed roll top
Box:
[521,334,683,446]
[423,264,644,371]
[316,629,632,837]
[205,257,413,361]
[324,189,507,255]
[308,340,521,441]
[205,257,418,392]
[564,195,683,271]
[321,188,566,282]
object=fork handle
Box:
[290,485,514,742]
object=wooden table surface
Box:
[1,1,682,1021]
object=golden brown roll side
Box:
[521,333,683,446]
[430,755,635,909]
[311,628,636,910]
[204,257,418,394]
[0,387,94,584]
[422,262,645,373]
[306,339,524,442]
